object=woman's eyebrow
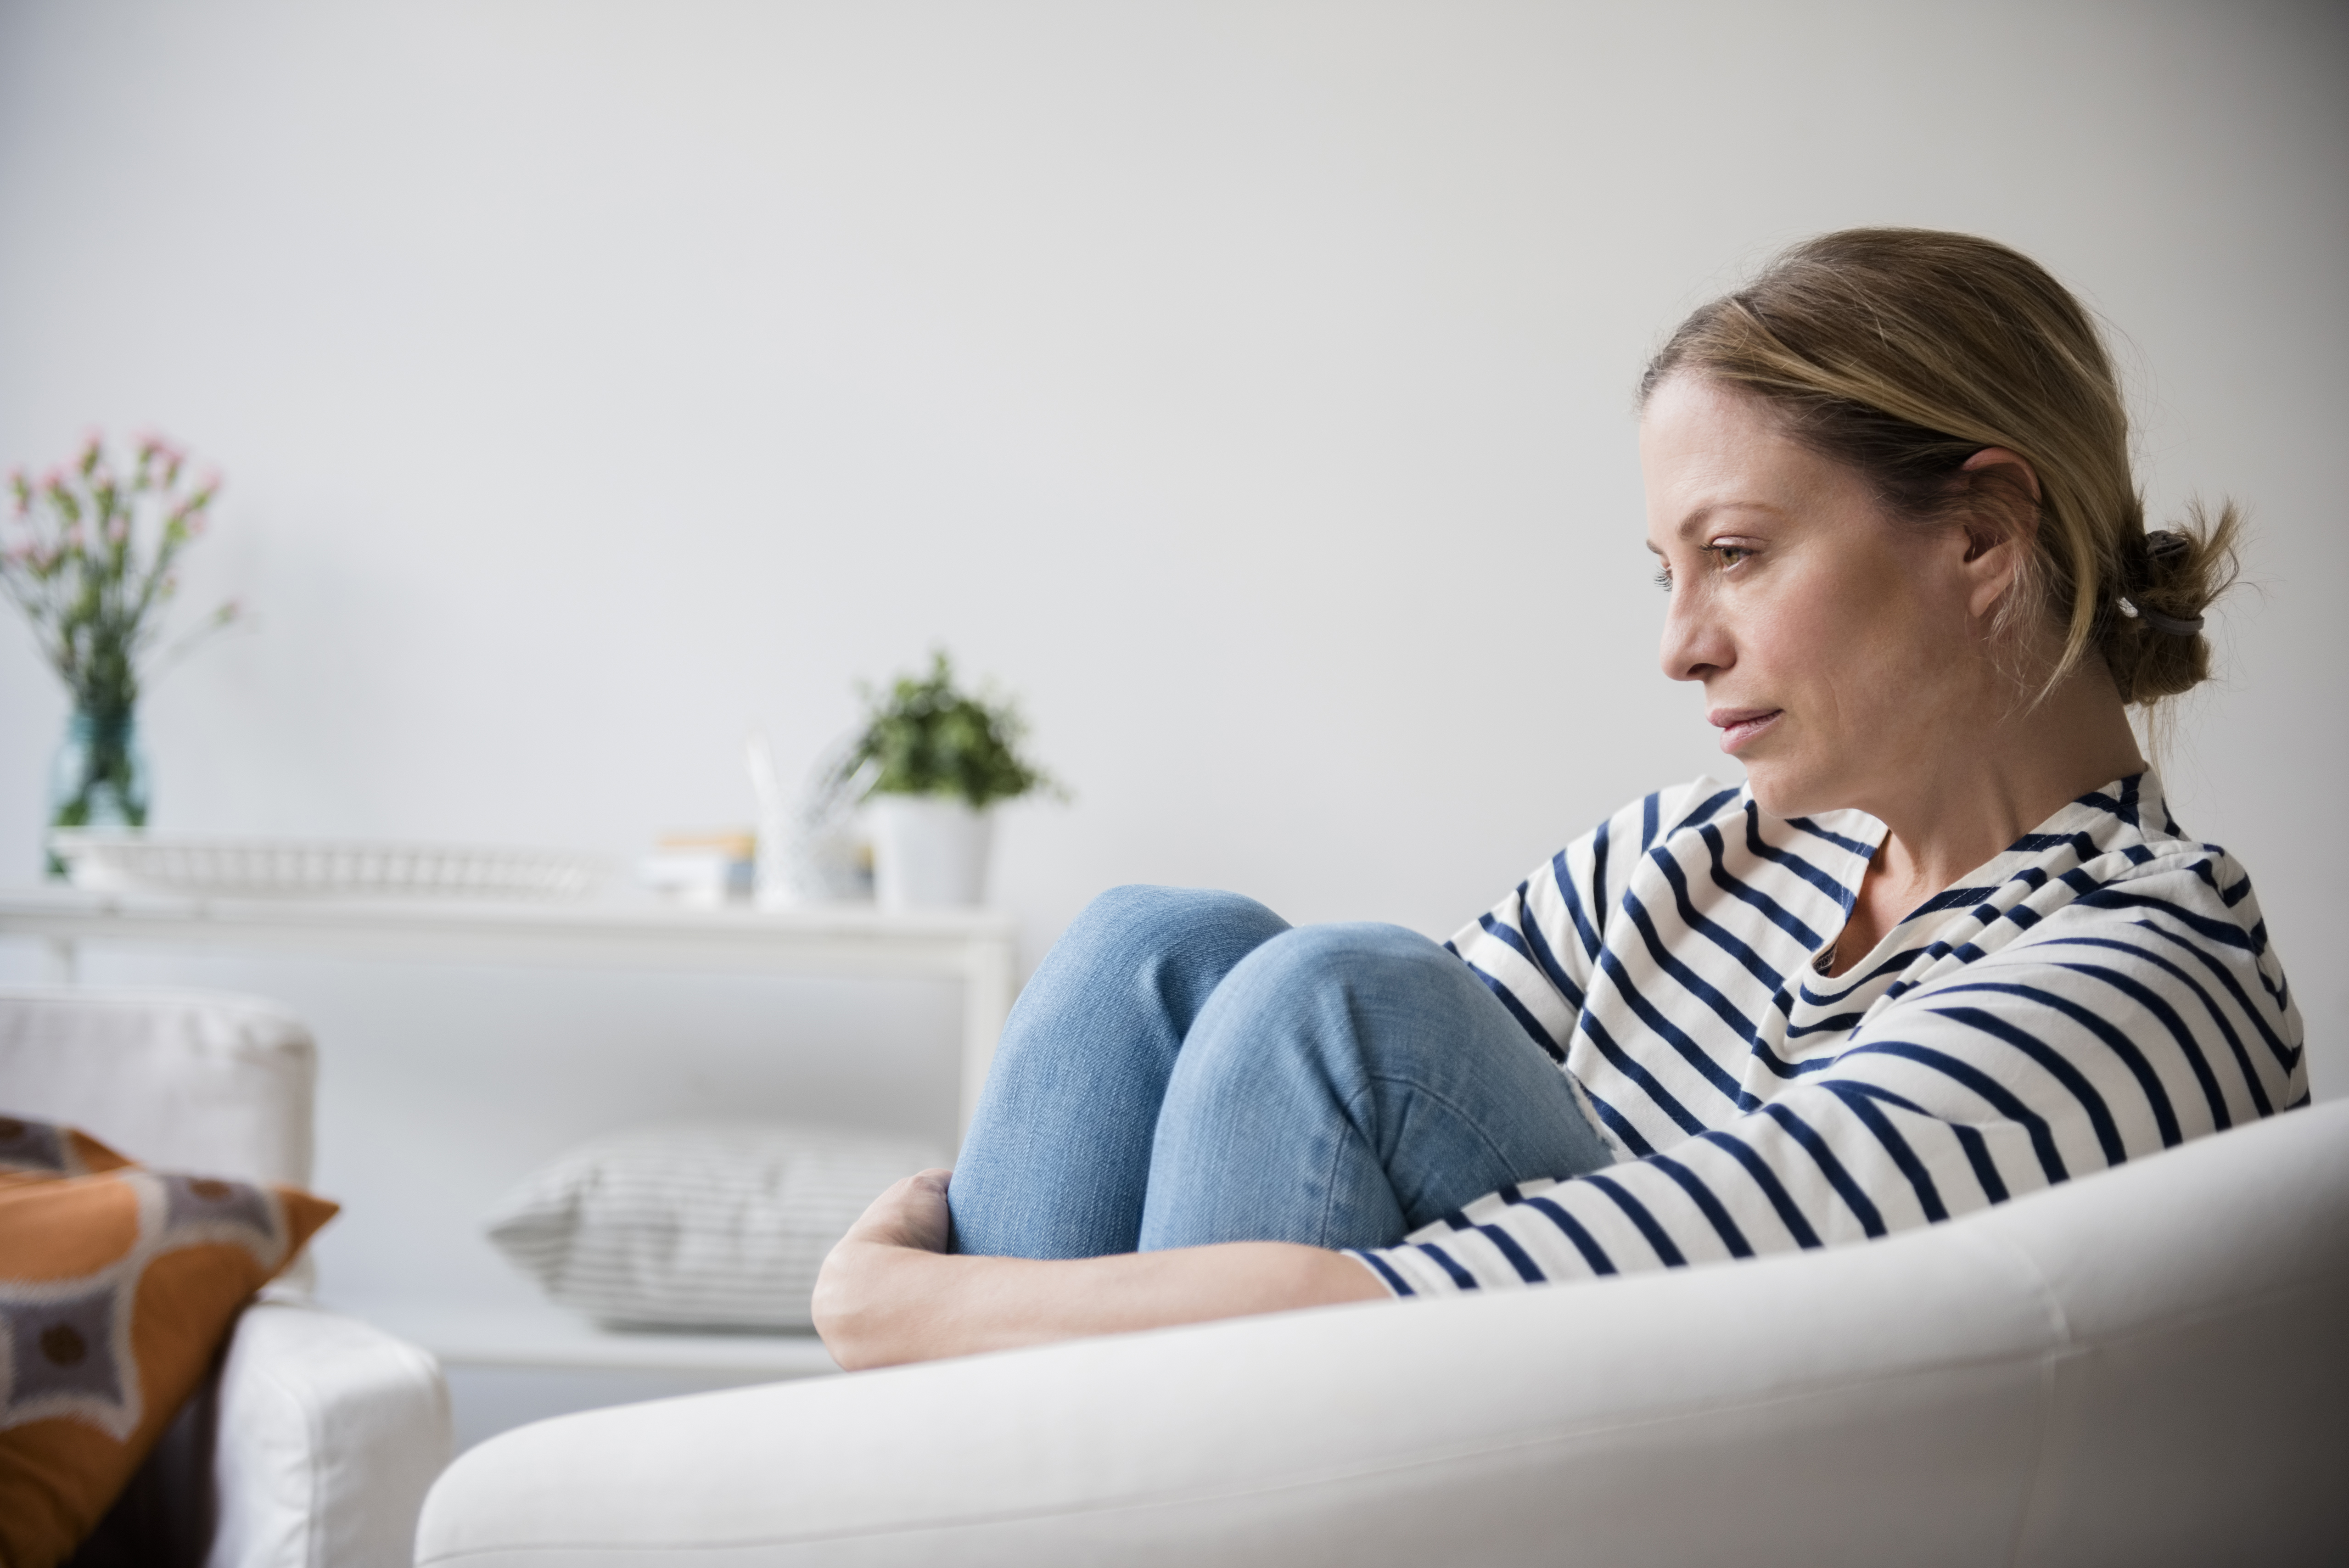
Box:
[1668,500,1782,541]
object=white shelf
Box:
[0,885,1020,1135]
[359,1301,841,1378]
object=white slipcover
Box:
[417,1096,2349,1567]
[213,1299,452,1568]
[0,985,452,1568]
[0,984,316,1187]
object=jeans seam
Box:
[1364,1070,1589,1229]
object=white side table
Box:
[0,888,1020,1136]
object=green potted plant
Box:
[1,435,240,874]
[839,652,1057,908]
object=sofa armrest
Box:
[415,1102,2349,1567]
[207,1300,453,1568]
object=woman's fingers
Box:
[895,1167,954,1252]
[842,1167,956,1253]
[815,1169,960,1366]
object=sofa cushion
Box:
[0,1115,336,1568]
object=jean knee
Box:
[1184,922,1460,1078]
[1238,921,1449,991]
[1057,885,1287,966]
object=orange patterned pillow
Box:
[0,1114,337,1568]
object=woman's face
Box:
[1640,373,2000,821]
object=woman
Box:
[813,229,2306,1369]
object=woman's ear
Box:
[1956,447,2042,621]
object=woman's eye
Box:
[1708,543,1752,568]
[1652,565,1673,593]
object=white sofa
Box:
[417,1094,2349,1566]
[0,985,453,1568]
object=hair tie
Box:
[2118,598,2204,637]
[2117,529,2204,636]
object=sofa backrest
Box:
[0,985,316,1187]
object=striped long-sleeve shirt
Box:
[1351,770,2306,1296]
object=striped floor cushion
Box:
[483,1124,943,1331]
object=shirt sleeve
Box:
[1356,853,2304,1296]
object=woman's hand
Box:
[811,1170,957,1369]
[813,1168,1393,1372]
[847,1167,955,1253]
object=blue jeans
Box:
[949,886,1615,1258]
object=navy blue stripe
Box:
[2047,958,2237,1129]
[2011,830,2099,861]
[1922,1002,2131,1162]
[1583,1174,1688,1266]
[1819,1081,1949,1221]
[1830,1078,2013,1205]
[1698,821,1825,948]
[1605,896,1757,1105]
[1668,785,1743,837]
[1929,985,2179,1150]
[1696,1129,1823,1248]
[1510,887,1588,1014]
[1798,943,1934,1005]
[1758,1103,1887,1237]
[1743,803,1863,907]
[1463,958,1567,1064]
[2074,776,2143,827]
[1549,848,1604,962]
[2130,921,2300,1072]
[2075,888,2259,952]
[2190,860,2256,911]
[1583,1087,1658,1157]
[1351,1249,1415,1296]
[1413,1241,1480,1290]
[1590,818,1613,922]
[1520,1195,1618,1274]
[1474,910,1537,969]
[1652,846,1787,992]
[1783,815,1878,859]
[1646,1154,1754,1257]
[1947,1122,2009,1203]
[1579,1003,1715,1136]
[1473,1223,1548,1283]
[1906,884,2000,920]
[1784,1009,1871,1041]
[1641,791,1660,851]
[1838,1041,2069,1184]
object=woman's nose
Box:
[1659,591,1732,684]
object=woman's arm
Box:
[812,1170,1392,1370]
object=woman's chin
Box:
[1740,759,1845,823]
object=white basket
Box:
[46,832,609,901]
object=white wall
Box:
[2,0,2344,1321]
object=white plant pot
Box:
[866,795,995,909]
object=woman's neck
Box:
[1827,662,2146,976]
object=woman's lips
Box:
[1710,707,1783,754]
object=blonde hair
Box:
[1642,228,2239,708]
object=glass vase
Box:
[48,705,150,877]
